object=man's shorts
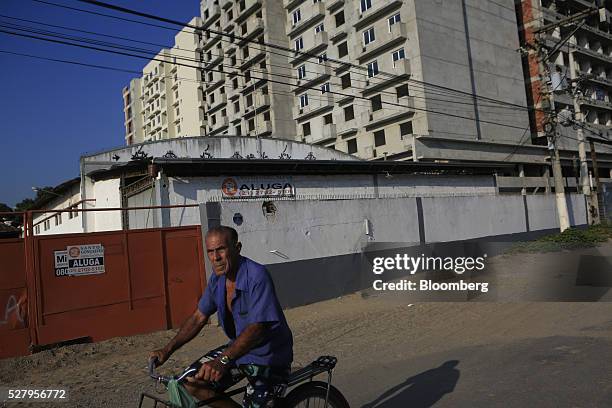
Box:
[189,345,290,408]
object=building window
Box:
[374,129,386,147]
[297,65,307,80]
[292,9,301,25]
[324,113,333,124]
[315,23,325,33]
[212,114,217,125]
[344,105,354,121]
[388,13,401,29]
[249,118,255,131]
[392,48,405,65]
[321,82,330,93]
[263,110,270,121]
[299,93,309,108]
[55,213,62,226]
[396,84,409,98]
[318,53,327,63]
[340,73,351,89]
[35,225,40,234]
[371,94,382,111]
[400,121,413,137]
[44,219,50,231]
[295,37,304,51]
[338,42,348,58]
[234,101,240,113]
[363,27,375,45]
[335,11,345,27]
[245,70,251,82]
[303,122,311,136]
[367,60,379,77]
[177,124,181,134]
[209,94,215,104]
[243,47,249,58]
[228,9,233,20]
[246,93,253,107]
[230,55,237,66]
[236,125,242,135]
[347,138,357,154]
[233,78,239,89]
[360,0,372,13]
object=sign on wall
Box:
[221,177,295,199]
[54,244,105,277]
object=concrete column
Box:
[519,164,526,196]
[543,166,551,194]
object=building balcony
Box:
[284,0,305,11]
[202,31,222,51]
[293,63,332,90]
[291,31,328,64]
[220,0,233,9]
[354,0,402,30]
[250,119,273,136]
[244,94,271,117]
[360,97,414,127]
[287,2,325,38]
[362,59,411,96]
[356,23,408,63]
[237,18,265,46]
[209,116,230,135]
[202,5,221,29]
[580,95,612,111]
[204,71,225,92]
[304,123,337,144]
[242,68,268,91]
[574,44,612,64]
[207,94,228,113]
[238,47,267,71]
[293,93,335,119]
[236,0,262,24]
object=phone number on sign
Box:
[3,388,68,401]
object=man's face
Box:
[205,232,240,276]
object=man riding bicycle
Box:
[150,226,293,407]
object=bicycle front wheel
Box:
[282,381,350,408]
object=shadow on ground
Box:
[361,360,460,408]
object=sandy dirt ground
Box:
[1,244,612,407]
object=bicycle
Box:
[138,347,350,408]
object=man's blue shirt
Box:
[198,256,293,367]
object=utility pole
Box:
[530,1,608,230]
[568,49,590,197]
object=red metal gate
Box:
[0,238,29,358]
[0,221,206,359]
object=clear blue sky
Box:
[0,0,199,207]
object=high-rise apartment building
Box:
[198,0,296,138]
[278,0,531,161]
[124,17,206,145]
[516,0,612,153]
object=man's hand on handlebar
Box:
[190,358,228,383]
[149,347,171,367]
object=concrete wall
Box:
[414,0,529,144]
[199,192,588,308]
[32,184,83,236]
[127,187,158,230]
[92,179,123,232]
[169,174,496,206]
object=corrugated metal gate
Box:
[0,224,206,359]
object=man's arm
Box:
[150,308,209,366]
[193,322,269,382]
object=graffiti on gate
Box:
[0,294,27,327]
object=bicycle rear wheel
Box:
[282,381,350,408]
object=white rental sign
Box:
[54,244,105,277]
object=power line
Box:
[0,27,532,131]
[62,0,547,114]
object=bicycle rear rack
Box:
[138,355,338,408]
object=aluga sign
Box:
[221,177,295,199]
